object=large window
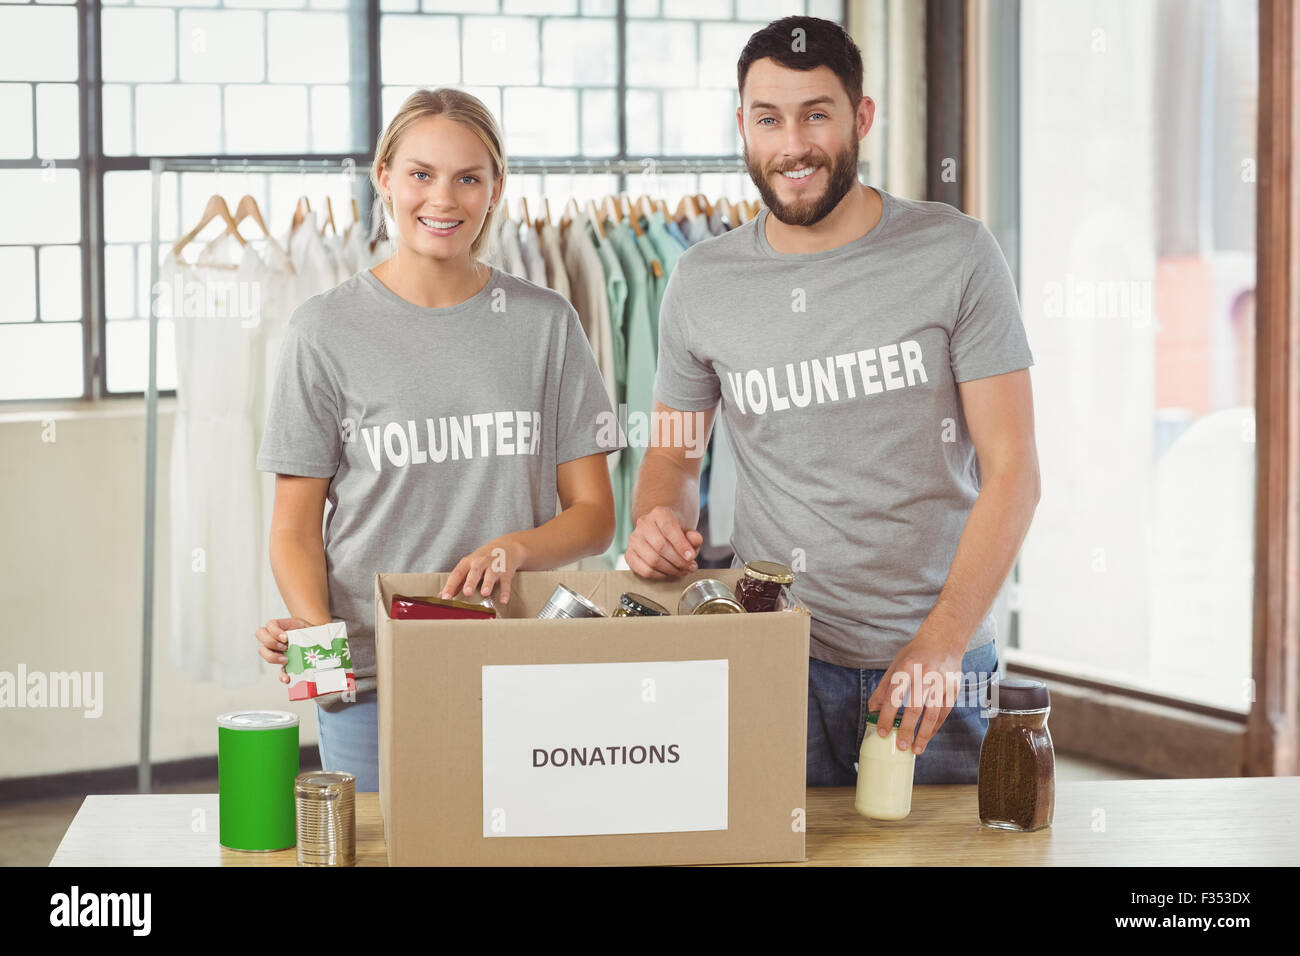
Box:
[1007,0,1258,713]
[0,0,844,403]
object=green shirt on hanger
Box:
[589,224,628,402]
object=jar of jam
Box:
[855,712,915,820]
[611,592,670,617]
[735,560,795,613]
[977,678,1054,831]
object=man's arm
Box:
[626,399,718,578]
[868,367,1040,753]
[928,367,1041,646]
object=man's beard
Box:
[745,137,860,227]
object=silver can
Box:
[537,584,607,619]
[677,578,746,615]
[295,770,356,867]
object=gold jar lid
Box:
[695,596,745,614]
[742,560,795,585]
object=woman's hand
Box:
[441,534,529,606]
[255,616,315,684]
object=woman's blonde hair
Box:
[370,88,506,259]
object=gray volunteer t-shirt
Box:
[257,265,616,708]
[653,187,1034,669]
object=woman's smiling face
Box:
[380,114,501,261]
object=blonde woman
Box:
[252,88,617,790]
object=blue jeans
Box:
[807,640,1000,786]
[315,690,380,792]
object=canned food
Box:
[537,584,607,619]
[611,592,670,617]
[677,578,746,615]
[295,770,356,867]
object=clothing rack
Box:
[138,154,750,791]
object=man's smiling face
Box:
[739,59,864,227]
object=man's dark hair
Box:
[737,16,864,110]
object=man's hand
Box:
[254,616,315,684]
[866,625,968,755]
[626,505,703,579]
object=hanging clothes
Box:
[664,216,690,251]
[707,205,731,236]
[520,224,548,287]
[493,214,527,277]
[165,232,265,687]
[681,213,714,246]
[537,220,572,304]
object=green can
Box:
[217,710,300,851]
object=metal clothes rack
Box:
[138,154,750,791]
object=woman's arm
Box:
[267,474,334,624]
[441,452,616,605]
[255,474,334,680]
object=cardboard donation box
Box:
[374,569,810,866]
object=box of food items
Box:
[373,566,810,866]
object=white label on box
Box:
[481,660,728,837]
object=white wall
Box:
[0,401,319,780]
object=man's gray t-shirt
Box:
[653,187,1034,669]
[257,266,616,708]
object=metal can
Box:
[537,584,607,619]
[677,578,746,615]
[611,592,670,617]
[295,770,356,866]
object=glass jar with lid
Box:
[977,678,1054,831]
[735,560,795,613]
[854,712,916,821]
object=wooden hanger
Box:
[543,197,553,227]
[560,197,581,234]
[586,199,605,240]
[225,194,293,267]
[291,196,313,235]
[520,197,533,235]
[675,195,699,221]
[172,194,245,259]
[602,195,621,224]
[319,196,337,237]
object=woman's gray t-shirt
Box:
[256,265,616,708]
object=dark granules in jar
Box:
[978,712,1054,830]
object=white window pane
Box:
[136,85,222,154]
[36,83,79,159]
[0,169,80,245]
[462,17,538,86]
[0,8,78,82]
[662,0,729,16]
[226,0,306,7]
[226,85,309,152]
[39,246,81,321]
[311,0,348,9]
[625,89,660,156]
[383,0,418,10]
[0,324,83,398]
[137,0,218,6]
[268,12,350,84]
[105,245,136,319]
[581,88,617,155]
[503,87,576,155]
[381,16,460,85]
[807,0,841,20]
[504,0,576,13]
[179,11,266,83]
[626,23,696,87]
[105,317,177,395]
[382,84,420,127]
[0,247,37,322]
[102,84,134,155]
[311,85,355,152]
[737,0,801,18]
[627,0,659,16]
[662,88,733,154]
[700,22,765,87]
[542,19,616,86]
[0,84,34,160]
[102,9,176,82]
[105,170,182,245]
[422,0,496,10]
[582,0,616,13]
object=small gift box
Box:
[284,621,355,701]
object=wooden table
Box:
[49,777,1300,866]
